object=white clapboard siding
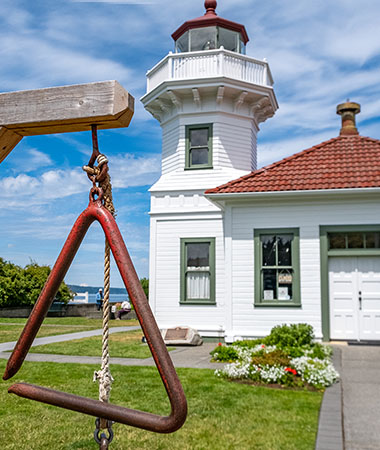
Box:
[229,196,380,339]
[151,217,225,334]
[214,118,257,171]
[162,120,180,175]
[157,111,257,184]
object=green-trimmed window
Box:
[254,229,300,306]
[185,124,213,169]
[328,231,380,249]
[180,238,215,304]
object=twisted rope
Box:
[83,158,115,408]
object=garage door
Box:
[329,256,380,341]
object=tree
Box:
[140,278,149,298]
[0,258,74,308]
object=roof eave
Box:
[205,187,380,201]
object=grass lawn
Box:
[28,329,175,359]
[0,318,139,344]
[0,360,322,449]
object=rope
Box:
[83,156,115,410]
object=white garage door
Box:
[329,256,380,341]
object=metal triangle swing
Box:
[3,126,187,446]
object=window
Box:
[185,124,213,169]
[180,238,215,304]
[328,232,380,250]
[174,27,244,54]
[176,31,189,53]
[218,27,239,52]
[254,229,300,306]
[190,27,217,51]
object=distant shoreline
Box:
[68,284,128,296]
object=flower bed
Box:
[211,324,339,390]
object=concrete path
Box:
[340,344,380,450]
[316,344,380,450]
[0,327,219,370]
[0,326,140,353]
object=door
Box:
[329,256,380,340]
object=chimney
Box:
[336,101,361,136]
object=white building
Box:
[141,1,380,342]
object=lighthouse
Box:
[141,1,278,338]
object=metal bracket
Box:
[3,195,187,434]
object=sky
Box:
[1,0,380,287]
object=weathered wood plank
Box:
[0,80,134,135]
[0,127,23,164]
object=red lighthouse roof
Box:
[172,1,249,45]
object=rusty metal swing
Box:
[1,81,187,449]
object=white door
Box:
[329,257,380,341]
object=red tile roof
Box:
[205,135,380,194]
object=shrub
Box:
[210,344,239,362]
[265,323,314,348]
[233,338,264,348]
[251,349,290,367]
[308,342,332,360]
[0,258,74,307]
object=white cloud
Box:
[0,152,159,209]
[109,153,161,189]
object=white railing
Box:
[70,292,89,304]
[146,48,274,93]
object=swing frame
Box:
[1,80,187,435]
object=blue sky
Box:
[1,0,380,287]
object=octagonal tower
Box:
[141,0,277,193]
[141,1,278,336]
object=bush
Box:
[233,338,264,348]
[251,349,290,367]
[265,323,315,348]
[210,344,239,362]
[0,258,74,307]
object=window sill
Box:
[254,302,302,308]
[184,166,213,171]
[180,300,216,306]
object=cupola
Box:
[172,1,249,54]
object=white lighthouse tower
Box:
[141,1,278,339]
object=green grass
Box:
[0,318,139,343]
[0,361,322,449]
[0,317,139,327]
[28,329,174,359]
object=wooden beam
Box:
[0,127,23,164]
[0,80,134,163]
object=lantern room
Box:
[172,1,249,54]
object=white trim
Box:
[224,205,233,337]
[206,187,380,202]
[148,217,157,314]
